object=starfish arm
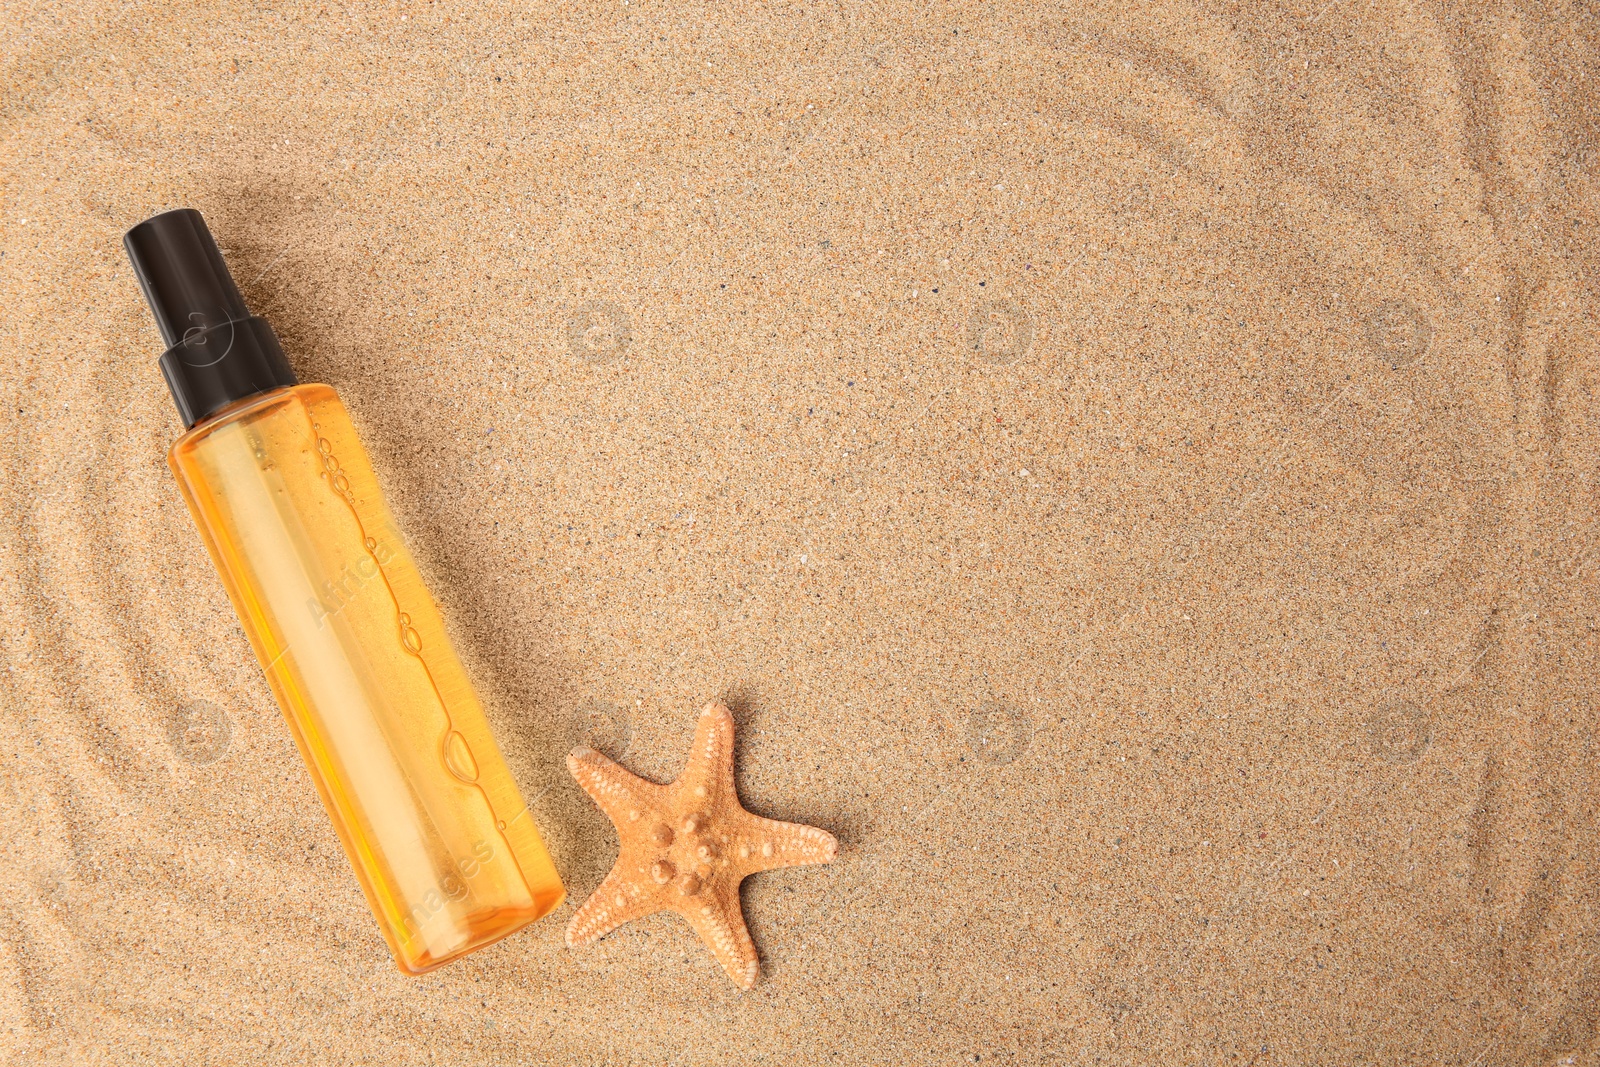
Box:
[568,745,669,825]
[674,702,738,807]
[674,887,761,990]
[566,866,668,947]
[733,814,839,876]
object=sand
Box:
[3,0,1600,1063]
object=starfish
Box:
[565,701,838,989]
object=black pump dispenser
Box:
[124,208,297,428]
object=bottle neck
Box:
[158,316,299,428]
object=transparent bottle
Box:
[127,210,563,973]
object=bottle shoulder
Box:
[169,383,341,454]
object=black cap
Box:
[124,208,298,427]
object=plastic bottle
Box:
[125,209,564,973]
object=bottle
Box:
[125,208,564,974]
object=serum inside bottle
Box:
[128,209,564,973]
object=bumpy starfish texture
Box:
[565,701,838,989]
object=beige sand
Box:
[3,1,1599,1063]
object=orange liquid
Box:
[168,384,563,973]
